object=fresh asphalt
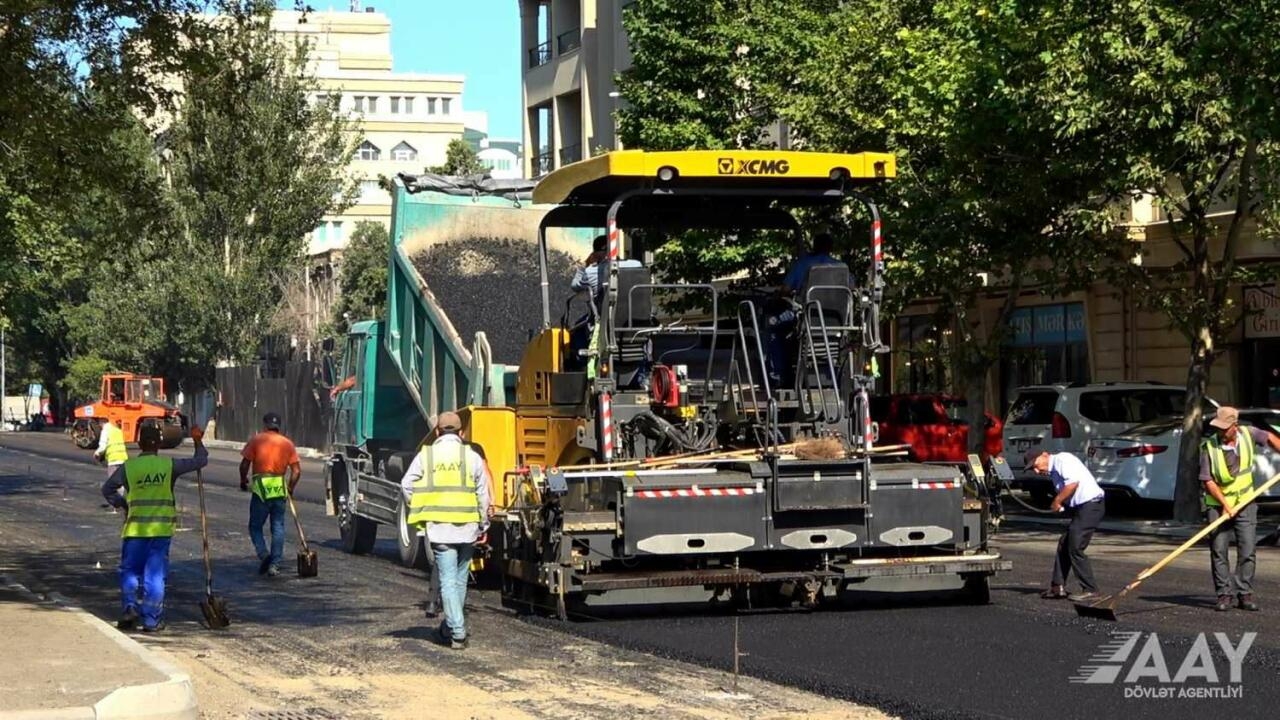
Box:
[2,429,1278,720]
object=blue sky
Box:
[282,1,522,139]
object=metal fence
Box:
[213,362,329,450]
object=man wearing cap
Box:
[101,424,207,632]
[401,411,491,650]
[1027,448,1107,603]
[1201,406,1280,611]
[239,412,301,577]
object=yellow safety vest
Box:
[407,442,480,527]
[252,474,287,501]
[104,423,128,465]
[1203,431,1255,508]
[122,455,176,538]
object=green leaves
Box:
[333,222,390,326]
[428,139,485,176]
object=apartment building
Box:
[890,197,1280,412]
[519,0,631,177]
[271,8,468,255]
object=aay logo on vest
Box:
[717,157,791,176]
[137,472,169,486]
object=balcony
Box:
[532,151,553,177]
[557,28,581,55]
[528,41,551,69]
[559,144,582,166]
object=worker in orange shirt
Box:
[239,412,301,577]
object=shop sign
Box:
[1244,286,1280,338]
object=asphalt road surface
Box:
[2,429,1278,720]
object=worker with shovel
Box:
[402,411,491,650]
[239,412,301,577]
[101,424,208,632]
[1028,449,1106,603]
[1201,406,1280,612]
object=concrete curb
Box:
[0,577,198,720]
[202,437,326,460]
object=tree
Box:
[332,221,390,327]
[1037,0,1280,520]
[62,355,111,405]
[618,0,1129,446]
[63,6,357,391]
[428,138,485,176]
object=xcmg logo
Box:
[717,157,791,176]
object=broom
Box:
[1075,470,1280,622]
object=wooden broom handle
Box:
[1136,471,1280,582]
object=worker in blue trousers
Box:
[101,424,208,632]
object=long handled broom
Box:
[1075,470,1280,621]
[287,491,318,578]
[195,467,231,629]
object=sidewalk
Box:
[0,578,197,720]
[1006,512,1280,542]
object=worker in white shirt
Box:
[1027,450,1106,603]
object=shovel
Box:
[195,467,231,629]
[287,491,318,578]
[1075,470,1280,621]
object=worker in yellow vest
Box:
[94,419,129,481]
[1201,406,1280,612]
[401,411,491,650]
[101,424,208,632]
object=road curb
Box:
[202,437,326,460]
[0,577,199,720]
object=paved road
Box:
[2,430,1278,719]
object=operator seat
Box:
[797,263,853,415]
[606,262,654,389]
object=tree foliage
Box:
[428,138,485,176]
[333,221,390,327]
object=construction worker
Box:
[94,419,128,482]
[568,235,643,372]
[1201,406,1280,612]
[101,424,207,632]
[767,232,846,386]
[239,412,301,577]
[401,411,490,650]
[1027,449,1106,603]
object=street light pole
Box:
[1,327,6,427]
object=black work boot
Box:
[1215,595,1233,612]
[1238,594,1260,611]
[117,606,139,630]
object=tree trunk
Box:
[962,368,988,455]
[1173,326,1213,522]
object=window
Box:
[391,141,417,162]
[357,141,380,161]
[314,223,328,246]
[403,96,414,114]
[330,221,344,245]
[352,95,364,112]
[892,314,952,394]
[1077,389,1187,424]
[426,97,438,115]
[390,96,400,114]
[359,180,382,201]
[441,97,452,114]
[1000,303,1089,411]
[1005,390,1060,426]
[366,95,378,113]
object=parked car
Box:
[1001,382,1217,501]
[871,394,1002,462]
[1086,409,1280,503]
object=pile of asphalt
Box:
[412,238,584,364]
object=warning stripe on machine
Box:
[632,487,759,499]
[917,479,960,490]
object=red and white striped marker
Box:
[634,487,758,499]
[600,392,614,462]
[860,389,873,451]
[872,219,883,269]
[607,218,620,260]
[918,480,960,490]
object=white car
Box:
[1086,409,1280,503]
[1001,382,1215,501]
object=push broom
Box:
[1075,470,1280,621]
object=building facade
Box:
[271,8,468,255]
[519,0,631,177]
[889,199,1280,413]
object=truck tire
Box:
[335,460,377,555]
[383,453,430,570]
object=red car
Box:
[870,394,1003,462]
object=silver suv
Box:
[1002,382,1212,499]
